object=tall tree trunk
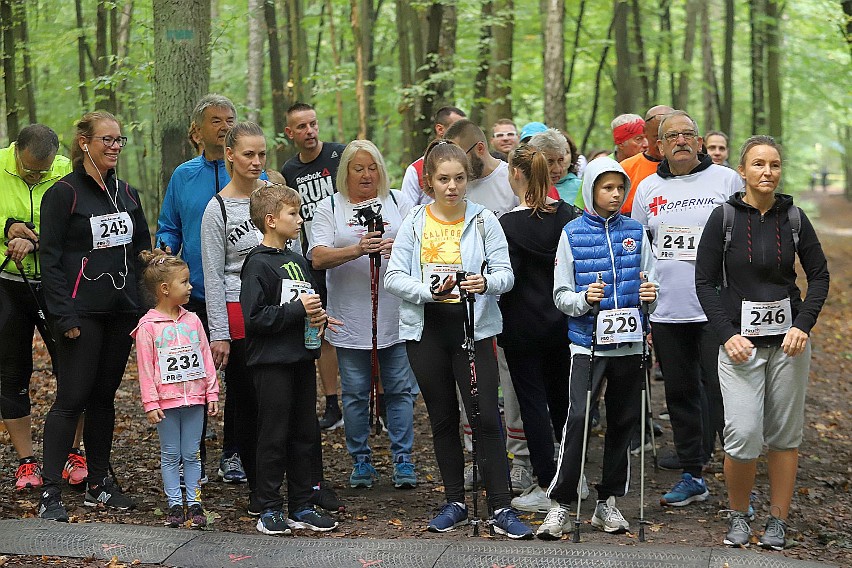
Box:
[326,0,345,143]
[660,0,675,106]
[1,0,18,139]
[265,0,289,168]
[115,1,134,117]
[413,2,442,153]
[543,0,566,132]
[676,0,699,110]
[246,0,265,122]
[94,1,116,113]
[750,0,766,133]
[14,0,36,123]
[469,2,492,126]
[765,0,782,143]
[396,0,416,164]
[629,0,649,109]
[436,2,457,106]
[613,0,632,114]
[720,0,734,135]
[487,0,513,127]
[564,0,585,95]
[286,0,308,104]
[581,14,615,151]
[350,0,372,139]
[700,1,717,131]
[74,0,89,110]
[842,0,852,199]
[152,0,211,207]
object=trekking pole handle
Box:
[590,272,603,317]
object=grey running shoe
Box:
[591,496,629,533]
[536,505,571,540]
[723,511,752,547]
[509,464,534,495]
[759,516,787,550]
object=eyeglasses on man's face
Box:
[662,131,698,143]
[493,132,517,140]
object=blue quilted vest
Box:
[564,211,644,349]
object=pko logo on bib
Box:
[622,237,637,253]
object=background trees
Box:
[0,0,849,220]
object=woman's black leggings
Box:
[42,314,136,488]
[406,303,511,511]
[223,339,258,490]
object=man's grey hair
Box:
[191,94,236,127]
[658,110,699,139]
[17,124,60,161]
[610,113,643,130]
[528,128,568,155]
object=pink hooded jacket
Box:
[132,307,219,413]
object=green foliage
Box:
[2,0,848,196]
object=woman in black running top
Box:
[38,111,151,520]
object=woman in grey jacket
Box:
[385,140,530,539]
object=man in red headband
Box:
[611,114,648,162]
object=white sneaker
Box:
[591,495,629,533]
[579,474,590,500]
[463,463,474,491]
[509,464,534,495]
[536,505,572,540]
[511,485,554,513]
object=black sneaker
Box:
[83,477,136,510]
[287,504,338,532]
[38,488,69,522]
[318,405,343,430]
[657,449,682,471]
[309,486,345,513]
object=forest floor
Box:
[0,189,850,567]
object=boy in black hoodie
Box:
[240,184,338,536]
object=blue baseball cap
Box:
[520,122,548,142]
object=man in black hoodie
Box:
[240,184,338,536]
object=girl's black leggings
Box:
[406,303,511,512]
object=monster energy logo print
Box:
[281,261,306,281]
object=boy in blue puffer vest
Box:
[536,157,659,540]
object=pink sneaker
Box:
[63,449,88,488]
[15,459,43,490]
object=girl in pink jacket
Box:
[132,251,219,528]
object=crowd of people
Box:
[0,96,829,549]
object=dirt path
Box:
[1,190,850,567]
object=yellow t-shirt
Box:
[420,205,464,302]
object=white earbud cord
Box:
[80,146,129,291]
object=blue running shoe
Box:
[660,473,709,507]
[392,459,417,489]
[491,508,534,539]
[218,452,247,484]
[427,502,468,532]
[256,509,291,535]
[349,460,378,488]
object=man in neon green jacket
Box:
[0,124,87,492]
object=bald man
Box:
[619,105,674,215]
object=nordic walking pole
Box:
[639,271,654,542]
[640,272,658,469]
[366,213,384,435]
[574,272,603,543]
[458,270,483,537]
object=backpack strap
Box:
[214,193,227,228]
[788,205,801,254]
[721,202,735,288]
